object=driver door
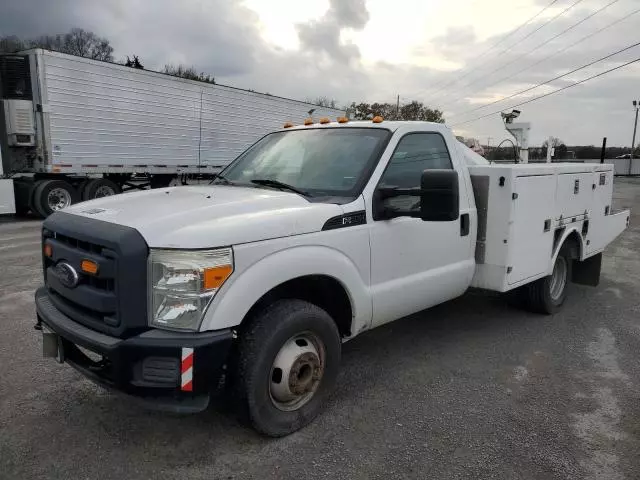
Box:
[368,131,475,327]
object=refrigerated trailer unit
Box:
[0,49,343,217]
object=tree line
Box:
[0,29,215,84]
[310,97,445,123]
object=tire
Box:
[149,175,175,189]
[33,179,80,217]
[30,181,48,218]
[233,299,341,437]
[82,178,121,200]
[526,243,573,314]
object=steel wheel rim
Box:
[47,188,72,211]
[550,256,568,301]
[94,185,116,198]
[269,332,325,412]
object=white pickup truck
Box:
[35,119,629,436]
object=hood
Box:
[63,186,344,248]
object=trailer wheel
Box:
[33,180,79,217]
[526,243,573,314]
[149,175,175,189]
[233,299,341,437]
[82,178,121,200]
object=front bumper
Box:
[35,287,233,413]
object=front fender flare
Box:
[200,245,372,334]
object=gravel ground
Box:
[1,179,639,480]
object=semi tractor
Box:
[0,49,342,216]
[35,118,629,436]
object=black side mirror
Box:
[420,169,459,221]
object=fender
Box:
[549,226,585,274]
[200,245,372,334]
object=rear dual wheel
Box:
[525,243,573,314]
[29,178,122,217]
[81,178,121,200]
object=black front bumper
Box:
[35,287,233,413]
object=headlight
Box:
[149,248,233,331]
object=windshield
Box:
[218,128,391,197]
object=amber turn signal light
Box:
[203,265,233,290]
[81,259,99,275]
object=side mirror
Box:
[420,169,459,221]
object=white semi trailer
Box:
[0,49,343,217]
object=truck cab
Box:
[35,119,628,436]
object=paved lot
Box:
[1,179,639,480]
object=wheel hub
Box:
[47,188,72,211]
[269,333,324,411]
[288,352,321,395]
[94,185,116,198]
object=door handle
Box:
[460,213,470,236]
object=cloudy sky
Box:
[2,0,639,145]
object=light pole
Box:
[630,100,639,175]
[632,100,639,160]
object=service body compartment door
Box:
[586,167,615,255]
[507,175,556,285]
[555,172,594,219]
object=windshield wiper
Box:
[250,179,310,197]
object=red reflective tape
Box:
[181,347,194,392]
[181,352,193,374]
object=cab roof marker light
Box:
[283,121,294,128]
[319,117,330,124]
[304,118,314,126]
[372,116,384,123]
[337,116,349,123]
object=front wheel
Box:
[526,243,573,314]
[233,299,341,437]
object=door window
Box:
[378,132,453,212]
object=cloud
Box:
[0,0,262,76]
[1,0,638,145]
[296,0,369,64]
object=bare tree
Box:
[307,96,338,109]
[542,137,567,160]
[163,64,215,84]
[61,28,113,61]
[542,137,564,148]
[0,28,113,61]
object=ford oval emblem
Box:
[55,262,79,289]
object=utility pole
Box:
[630,100,639,175]
[396,94,400,120]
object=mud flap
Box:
[572,253,602,287]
